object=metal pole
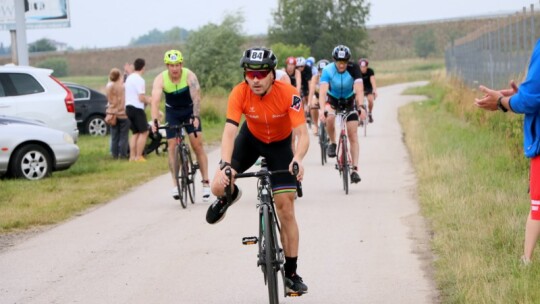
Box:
[13,0,28,66]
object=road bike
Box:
[334,101,355,195]
[158,122,198,208]
[318,120,328,166]
[225,158,303,304]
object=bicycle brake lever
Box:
[224,168,232,202]
[292,162,303,198]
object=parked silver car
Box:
[0,115,79,180]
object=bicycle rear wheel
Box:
[340,135,349,195]
[183,145,196,204]
[261,204,280,304]
[174,145,187,208]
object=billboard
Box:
[0,0,70,30]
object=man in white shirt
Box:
[125,58,150,162]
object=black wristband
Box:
[497,96,508,112]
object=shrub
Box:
[37,58,69,77]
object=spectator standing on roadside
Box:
[106,68,129,159]
[125,58,150,162]
[474,39,540,265]
[123,62,134,82]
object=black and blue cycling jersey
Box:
[319,62,362,99]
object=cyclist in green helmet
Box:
[150,49,211,202]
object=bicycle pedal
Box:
[242,236,258,245]
[286,292,303,297]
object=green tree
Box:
[269,0,370,61]
[270,43,310,67]
[185,13,245,91]
[29,38,56,53]
[414,29,437,58]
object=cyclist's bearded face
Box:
[167,63,182,78]
[245,69,274,96]
[336,60,348,73]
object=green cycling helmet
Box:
[164,50,183,64]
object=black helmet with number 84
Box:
[240,47,278,70]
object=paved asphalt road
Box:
[0,81,439,304]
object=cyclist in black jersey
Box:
[359,58,377,123]
[285,56,301,94]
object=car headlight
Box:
[63,133,74,144]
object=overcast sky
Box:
[0,0,536,49]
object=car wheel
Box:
[86,115,108,136]
[10,144,52,180]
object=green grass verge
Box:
[400,82,540,303]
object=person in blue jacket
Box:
[475,40,540,265]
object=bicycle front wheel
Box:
[183,145,196,204]
[319,121,327,166]
[175,145,187,208]
[262,204,280,304]
[340,135,349,195]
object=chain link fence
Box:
[445,3,540,88]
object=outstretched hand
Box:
[474,85,499,111]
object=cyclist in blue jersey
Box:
[319,45,366,184]
[150,50,211,202]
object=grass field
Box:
[400,79,539,303]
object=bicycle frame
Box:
[225,161,302,303]
[158,122,197,207]
[335,110,355,173]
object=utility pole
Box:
[12,0,28,65]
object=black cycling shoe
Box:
[327,143,337,158]
[351,171,361,184]
[285,273,308,295]
[206,185,242,224]
[368,114,374,123]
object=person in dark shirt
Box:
[358,58,377,123]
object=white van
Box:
[0,65,79,142]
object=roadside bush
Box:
[37,58,69,77]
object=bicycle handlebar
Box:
[223,161,303,201]
[154,119,198,138]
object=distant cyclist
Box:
[150,50,211,202]
[285,56,301,94]
[206,47,310,295]
[319,45,365,184]
[308,59,330,134]
[359,58,378,123]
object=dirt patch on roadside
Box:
[0,226,52,253]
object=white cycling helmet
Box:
[296,56,306,67]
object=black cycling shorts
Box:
[126,105,148,134]
[165,107,202,139]
[327,95,359,122]
[231,123,296,193]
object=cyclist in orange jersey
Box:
[206,47,309,295]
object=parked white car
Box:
[0,65,79,141]
[0,115,79,180]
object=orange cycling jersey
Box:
[227,81,305,143]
